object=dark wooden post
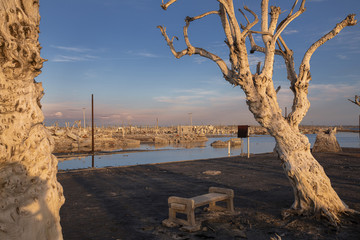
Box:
[92,94,95,168]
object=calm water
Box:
[58,132,359,170]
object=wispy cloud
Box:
[337,54,348,60]
[127,50,159,58]
[283,29,299,35]
[154,88,217,105]
[154,95,202,104]
[308,83,360,102]
[174,89,216,95]
[52,54,98,62]
[51,45,92,53]
[193,56,207,64]
[50,45,99,62]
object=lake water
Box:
[58,132,359,170]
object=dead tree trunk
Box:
[0,1,64,239]
[159,0,357,224]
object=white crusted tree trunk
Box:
[0,0,64,239]
[159,0,357,223]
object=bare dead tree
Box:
[348,95,360,107]
[158,0,357,224]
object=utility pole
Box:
[82,108,86,128]
[91,94,94,168]
[188,112,192,127]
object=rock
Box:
[203,170,222,176]
[312,128,342,153]
[211,140,227,148]
[123,139,140,146]
[154,136,168,144]
[67,132,79,141]
[229,138,242,146]
[54,129,65,136]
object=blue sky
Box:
[37,0,360,126]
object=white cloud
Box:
[193,56,207,64]
[154,95,202,105]
[51,45,92,53]
[154,88,221,105]
[283,29,299,35]
[52,54,98,62]
[174,89,216,95]
[337,54,348,60]
[49,45,99,62]
[127,50,159,58]
[308,83,360,102]
[54,112,63,117]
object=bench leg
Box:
[209,201,216,210]
[169,208,177,222]
[226,198,234,212]
[187,208,196,227]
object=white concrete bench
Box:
[163,187,234,231]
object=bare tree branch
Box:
[247,31,283,57]
[348,95,360,107]
[161,0,178,10]
[220,5,240,72]
[302,14,357,68]
[278,35,298,82]
[273,0,306,41]
[276,85,281,93]
[238,5,258,36]
[288,0,299,16]
[288,14,357,127]
[261,0,271,43]
[218,0,243,43]
[157,25,188,58]
[183,11,219,55]
[269,6,282,35]
[157,23,234,85]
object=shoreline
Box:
[56,146,360,163]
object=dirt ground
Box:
[57,148,360,240]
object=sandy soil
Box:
[57,148,360,240]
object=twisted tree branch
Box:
[348,95,360,107]
[273,0,306,41]
[161,0,178,10]
[302,14,357,68]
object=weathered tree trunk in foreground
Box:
[159,0,356,224]
[0,1,64,239]
[246,75,348,222]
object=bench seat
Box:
[163,187,234,231]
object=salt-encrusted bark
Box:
[0,0,64,239]
[159,0,357,224]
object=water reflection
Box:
[58,132,359,171]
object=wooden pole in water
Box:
[247,127,250,158]
[247,137,250,158]
[228,141,231,156]
[92,94,95,168]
